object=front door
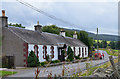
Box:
[58,48,65,61]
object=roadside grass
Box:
[73,58,118,77]
[101,49,119,56]
[0,71,17,77]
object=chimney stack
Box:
[2,10,5,16]
[73,31,77,39]
[34,21,42,33]
[60,29,65,37]
[0,10,8,27]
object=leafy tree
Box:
[78,31,93,53]
[9,23,25,28]
[101,40,107,48]
[116,41,120,50]
[27,50,40,67]
[110,41,116,49]
[67,46,74,61]
[42,25,60,35]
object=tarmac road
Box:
[7,50,117,77]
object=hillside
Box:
[88,32,118,41]
[64,28,118,41]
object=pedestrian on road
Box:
[102,53,104,59]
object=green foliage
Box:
[65,30,75,38]
[0,71,17,77]
[42,25,60,35]
[61,50,65,54]
[27,50,40,67]
[109,41,116,49]
[9,23,25,28]
[116,41,120,50]
[67,46,74,61]
[46,54,50,62]
[40,61,48,66]
[78,31,93,52]
[74,56,80,59]
[42,25,76,37]
[51,60,60,63]
[66,59,70,62]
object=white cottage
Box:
[1,10,88,67]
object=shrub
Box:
[51,60,60,63]
[40,61,48,66]
[67,46,74,61]
[66,59,70,62]
[75,56,80,59]
[27,50,40,67]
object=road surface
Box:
[7,50,117,77]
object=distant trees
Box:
[109,41,116,49]
[9,23,25,28]
[42,25,60,35]
[42,25,94,53]
[94,40,120,50]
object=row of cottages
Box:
[1,10,88,67]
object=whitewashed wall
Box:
[28,44,58,62]
[70,46,88,58]
[84,47,88,57]
[80,47,82,58]
[75,47,79,56]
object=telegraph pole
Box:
[97,27,99,53]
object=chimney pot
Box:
[2,10,5,16]
[60,29,65,37]
[34,21,42,33]
[73,31,77,39]
[0,10,8,27]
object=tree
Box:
[101,40,107,48]
[42,25,60,35]
[78,31,93,52]
[27,50,40,67]
[116,41,120,50]
[110,41,115,49]
[67,46,74,61]
[8,23,25,28]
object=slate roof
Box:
[4,26,87,47]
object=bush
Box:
[75,56,80,59]
[40,61,48,66]
[51,60,60,63]
[66,59,70,62]
[27,50,40,67]
[46,54,49,62]
[67,46,74,61]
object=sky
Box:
[0,0,119,35]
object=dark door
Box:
[2,56,15,69]
[58,48,65,61]
[82,48,84,57]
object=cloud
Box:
[2,0,119,2]
[1,0,118,35]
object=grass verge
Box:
[73,58,118,77]
[0,70,17,77]
[102,49,118,56]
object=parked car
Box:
[94,51,102,59]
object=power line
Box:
[16,0,81,29]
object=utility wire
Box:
[16,0,81,29]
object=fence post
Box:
[109,56,120,79]
[118,50,120,71]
